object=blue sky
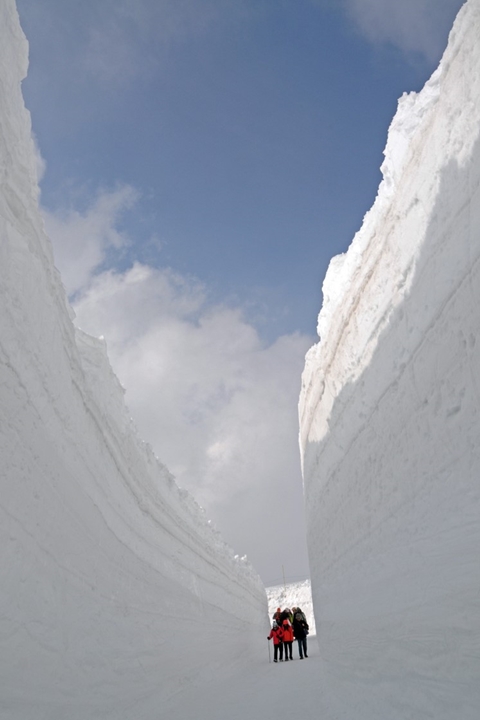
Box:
[16,0,464,584]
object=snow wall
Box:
[300,1,480,717]
[0,2,267,718]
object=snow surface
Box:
[300,0,480,717]
[163,581,319,719]
[0,2,269,717]
[2,0,480,716]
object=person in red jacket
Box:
[281,616,294,661]
[267,620,284,662]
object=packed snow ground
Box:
[159,638,324,720]
[300,0,480,717]
[162,580,319,719]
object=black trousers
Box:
[274,642,284,661]
[297,637,307,658]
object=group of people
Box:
[267,606,309,663]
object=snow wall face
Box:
[300,1,480,717]
[0,2,267,717]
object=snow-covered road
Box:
[161,635,326,720]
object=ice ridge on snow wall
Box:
[300,0,480,717]
[0,1,267,717]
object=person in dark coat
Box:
[295,607,307,623]
[292,610,309,659]
[272,607,282,623]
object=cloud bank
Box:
[44,186,138,295]
[45,184,312,583]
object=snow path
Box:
[161,636,327,720]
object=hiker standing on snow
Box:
[292,610,309,659]
[281,615,294,661]
[278,607,291,624]
[268,620,284,663]
[272,607,282,623]
[295,606,307,623]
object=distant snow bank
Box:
[0,1,267,717]
[300,0,480,717]
[266,579,316,635]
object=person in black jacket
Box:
[272,607,282,623]
[292,610,309,659]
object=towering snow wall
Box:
[0,2,267,717]
[300,1,480,717]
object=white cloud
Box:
[73,264,312,580]
[341,0,464,63]
[43,186,138,295]
[44,190,312,581]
